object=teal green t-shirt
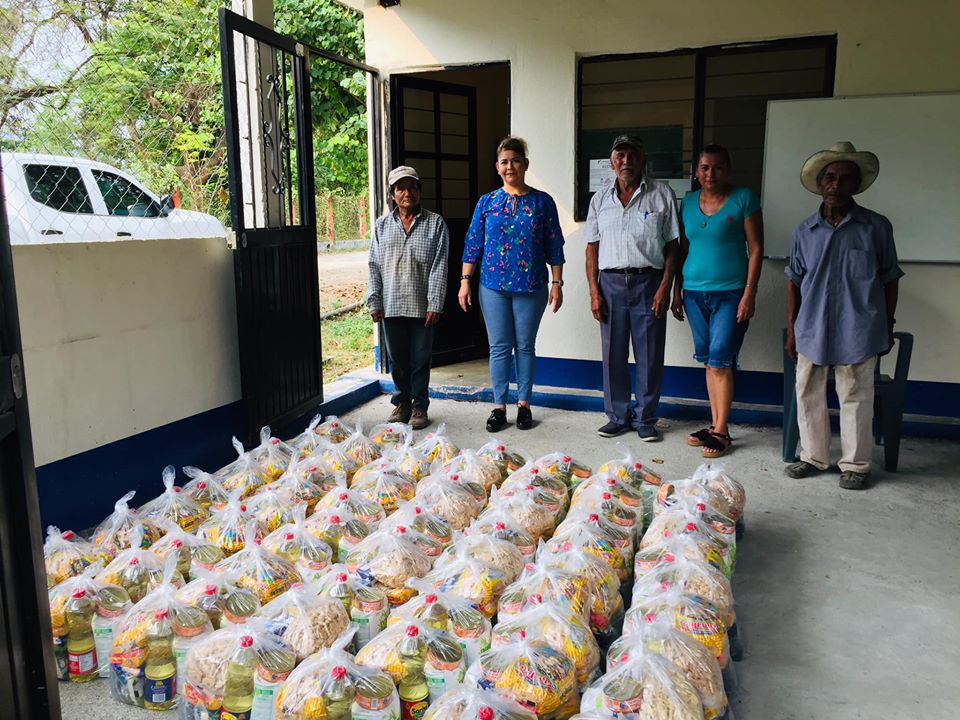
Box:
[680,186,761,291]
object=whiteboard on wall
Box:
[761,93,960,262]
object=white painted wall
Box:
[13,238,241,466]
[360,0,960,385]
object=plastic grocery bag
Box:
[315,487,386,528]
[568,480,643,543]
[182,466,231,513]
[413,422,459,464]
[303,506,372,563]
[545,510,632,582]
[44,525,113,587]
[369,421,414,449]
[288,413,324,459]
[541,546,624,638]
[476,439,528,483]
[314,415,354,444]
[498,559,592,623]
[214,437,269,499]
[381,500,454,549]
[253,425,296,482]
[423,685,537,720]
[415,474,485,530]
[630,552,735,629]
[467,508,537,559]
[344,525,433,608]
[91,491,165,557]
[312,563,389,652]
[214,521,302,605]
[487,485,555,541]
[307,437,360,483]
[341,421,383,467]
[351,460,417,516]
[658,461,746,522]
[260,582,350,661]
[139,466,208,533]
[422,535,521,618]
[247,485,300,534]
[384,436,433,480]
[148,520,223,582]
[431,449,502,492]
[262,504,334,583]
[196,493,265,557]
[534,451,593,492]
[501,462,570,516]
[96,525,183,603]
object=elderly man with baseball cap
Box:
[585,134,681,442]
[367,165,450,429]
[784,142,904,489]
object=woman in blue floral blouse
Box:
[459,136,566,432]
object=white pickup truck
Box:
[1,152,226,244]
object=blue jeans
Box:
[479,285,549,404]
[683,289,749,369]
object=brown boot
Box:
[389,402,412,423]
[410,408,430,430]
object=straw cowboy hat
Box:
[800,141,879,194]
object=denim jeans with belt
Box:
[479,285,549,404]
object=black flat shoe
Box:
[516,404,533,430]
[486,408,508,432]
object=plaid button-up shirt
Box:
[367,207,449,318]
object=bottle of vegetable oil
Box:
[221,635,257,719]
[144,608,177,710]
[397,625,429,719]
[65,588,97,683]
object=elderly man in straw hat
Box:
[367,165,450,430]
[783,142,904,490]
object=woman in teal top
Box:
[671,144,764,457]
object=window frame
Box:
[91,168,162,218]
[575,35,837,221]
[22,163,95,215]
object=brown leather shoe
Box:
[389,402,412,423]
[410,409,429,430]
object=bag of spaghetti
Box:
[253,425,297,482]
[420,536,521,618]
[497,559,592,623]
[579,646,703,720]
[546,510,633,583]
[262,504,334,583]
[259,582,350,662]
[139,465,209,534]
[467,508,537,559]
[493,594,600,692]
[196,493,265,557]
[413,422,459,464]
[248,485,301,535]
[542,547,624,639]
[485,485,555,542]
[608,612,727,720]
[340,422,382,467]
[351,460,418,516]
[313,564,389,652]
[272,455,340,514]
[356,618,467,704]
[304,506,372,563]
[96,525,184,604]
[44,525,113,587]
[381,500,454,550]
[464,630,577,719]
[501,462,570,517]
[383,436,433,481]
[423,685,538,720]
[432,449,502,493]
[389,581,492,667]
[568,480,643,544]
[414,474,484,531]
[276,626,401,720]
[214,521,302,605]
[630,552,735,631]
[180,617,297,720]
[345,525,433,608]
[476,439,528,483]
[641,498,736,578]
[182,466,232,514]
[109,555,214,708]
[91,490,165,557]
[315,487,386,529]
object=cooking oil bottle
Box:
[323,665,355,720]
[419,594,448,631]
[397,625,429,719]
[329,572,354,617]
[119,556,149,604]
[65,588,97,683]
[221,635,257,719]
[144,608,177,709]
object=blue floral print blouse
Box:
[462,187,565,292]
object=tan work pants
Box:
[796,353,876,473]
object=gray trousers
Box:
[600,270,666,428]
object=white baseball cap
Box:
[387,165,420,187]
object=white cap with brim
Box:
[388,165,420,187]
[800,141,879,194]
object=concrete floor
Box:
[59,395,960,719]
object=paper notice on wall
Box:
[589,159,616,192]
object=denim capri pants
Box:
[683,289,749,369]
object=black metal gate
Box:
[219,10,382,440]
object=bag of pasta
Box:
[308,437,360,484]
[315,487,387,528]
[313,564,389,652]
[381,500,454,549]
[253,425,297,482]
[369,421,414,449]
[390,581,493,667]
[351,460,417,516]
[214,437,269,499]
[303,506,372,563]
[487,485,555,541]
[340,422,382,467]
[415,474,484,531]
[423,685,538,720]
[569,481,643,544]
[214,522,302,605]
[465,630,577,719]
[262,505,334,583]
[422,536,521,618]
[493,595,600,691]
[579,647,703,720]
[476,439,528,483]
[467,509,536,559]
[180,617,297,719]
[411,422,458,464]
[607,612,727,720]
[542,547,624,638]
[535,452,593,492]
[498,560,592,623]
[383,436,433,481]
[182,466,232,513]
[91,490,165,557]
[109,554,214,708]
[96,525,183,604]
[260,582,350,661]
[138,466,209,534]
[44,525,113,587]
[432,449,502,493]
[501,462,570,517]
[545,510,632,583]
[345,525,433,608]
[196,493,265,557]
[314,415,354,444]
[247,485,300,535]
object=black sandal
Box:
[687,426,714,447]
[702,431,733,458]
[486,408,508,432]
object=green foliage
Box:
[322,308,374,380]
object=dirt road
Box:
[317,250,368,312]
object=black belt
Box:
[601,267,656,275]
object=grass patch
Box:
[322,308,374,381]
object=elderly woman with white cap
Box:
[784,141,904,490]
[367,165,450,430]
